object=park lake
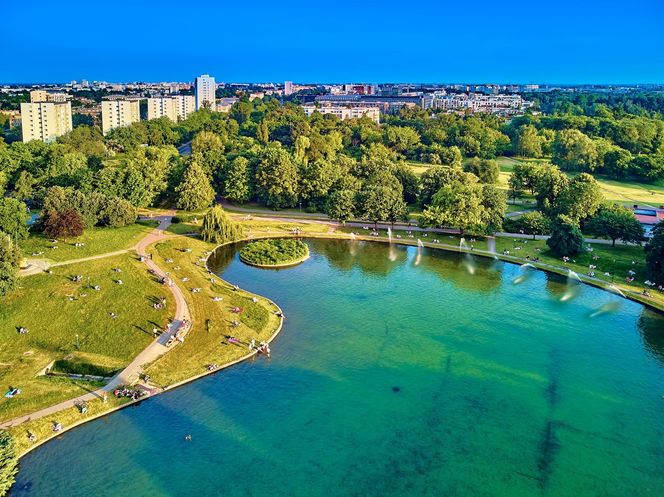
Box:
[9,239,664,497]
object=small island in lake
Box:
[239,239,310,267]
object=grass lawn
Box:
[240,218,332,235]
[20,220,158,263]
[0,254,174,422]
[496,156,664,208]
[7,394,130,456]
[145,237,281,386]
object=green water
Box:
[10,240,664,496]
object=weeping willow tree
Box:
[200,205,244,244]
[0,431,18,497]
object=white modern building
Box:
[284,81,293,96]
[431,93,532,115]
[20,101,73,143]
[101,97,141,135]
[147,95,195,121]
[302,105,380,124]
[195,74,216,111]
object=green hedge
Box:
[240,239,309,266]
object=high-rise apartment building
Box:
[30,90,69,103]
[284,81,293,96]
[195,74,216,111]
[20,101,73,143]
[147,95,195,121]
[101,97,141,135]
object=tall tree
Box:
[463,157,500,184]
[43,209,84,241]
[645,221,664,284]
[0,198,29,241]
[420,182,485,235]
[552,129,599,172]
[547,215,584,256]
[222,156,251,204]
[176,160,215,211]
[0,232,21,297]
[255,146,299,209]
[201,205,244,244]
[557,173,603,222]
[587,204,644,246]
[325,189,357,224]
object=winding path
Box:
[0,215,190,429]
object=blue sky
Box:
[2,0,663,84]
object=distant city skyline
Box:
[3,0,663,84]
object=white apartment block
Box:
[195,74,216,111]
[101,97,140,135]
[20,101,73,143]
[302,105,380,124]
[432,93,532,115]
[284,81,293,96]
[147,95,195,121]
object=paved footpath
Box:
[0,215,190,430]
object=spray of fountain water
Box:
[459,237,476,275]
[512,263,536,285]
[349,232,357,256]
[386,227,397,261]
[590,301,622,318]
[414,239,424,266]
[608,285,626,298]
[560,269,582,302]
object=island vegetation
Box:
[240,238,309,267]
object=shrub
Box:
[240,239,308,266]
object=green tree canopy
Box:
[645,221,664,284]
[176,159,215,211]
[587,204,644,246]
[255,146,299,209]
[0,198,29,241]
[201,205,244,244]
[546,215,584,256]
[0,232,21,298]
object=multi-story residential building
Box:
[284,81,294,96]
[147,95,195,121]
[431,93,532,116]
[316,94,424,114]
[20,101,73,143]
[29,90,69,103]
[101,97,140,135]
[195,74,216,111]
[302,105,380,124]
[343,84,376,95]
[216,98,238,113]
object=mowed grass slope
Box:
[20,220,158,263]
[145,238,281,386]
[0,254,173,422]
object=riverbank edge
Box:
[6,231,661,461]
[6,238,285,463]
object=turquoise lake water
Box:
[10,239,664,496]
